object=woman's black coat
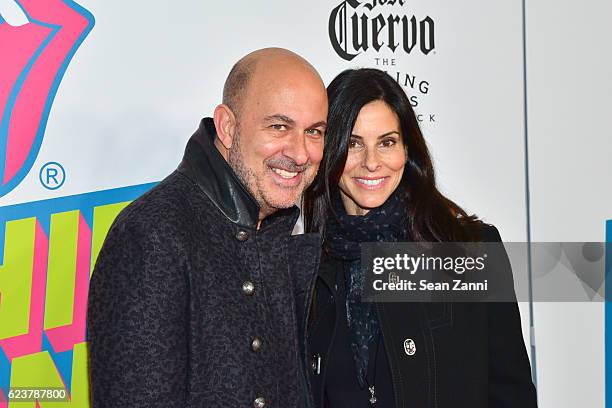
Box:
[307,225,538,408]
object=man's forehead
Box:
[248,59,325,97]
[243,85,327,122]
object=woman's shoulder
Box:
[461,220,503,242]
[480,223,502,242]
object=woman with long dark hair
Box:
[303,68,537,407]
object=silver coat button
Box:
[251,337,262,352]
[311,353,322,375]
[253,396,266,408]
[235,230,249,241]
[242,281,255,295]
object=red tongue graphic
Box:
[0,0,93,187]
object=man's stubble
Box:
[227,128,316,215]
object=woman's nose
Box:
[362,147,381,172]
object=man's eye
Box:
[306,128,323,137]
[270,124,287,131]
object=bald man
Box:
[87,48,328,408]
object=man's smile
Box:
[269,165,303,187]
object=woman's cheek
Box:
[343,152,361,175]
[387,150,407,171]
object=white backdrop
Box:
[526,0,612,406]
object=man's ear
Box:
[213,104,237,149]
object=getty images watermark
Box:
[361,242,611,302]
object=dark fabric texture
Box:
[325,187,408,388]
[87,118,321,408]
[319,260,394,408]
[308,225,538,408]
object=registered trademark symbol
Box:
[39,162,66,190]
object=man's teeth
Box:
[272,168,298,179]
[356,178,384,186]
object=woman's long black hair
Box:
[303,68,483,242]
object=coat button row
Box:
[251,337,262,352]
[242,281,255,295]
[253,396,266,408]
[235,230,249,241]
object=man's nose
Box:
[284,132,309,166]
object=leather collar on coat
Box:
[177,117,263,229]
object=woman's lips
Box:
[353,176,388,190]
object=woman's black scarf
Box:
[325,186,409,388]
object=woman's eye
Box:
[348,139,362,149]
[380,139,397,148]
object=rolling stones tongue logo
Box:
[0,0,94,197]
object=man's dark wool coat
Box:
[87,118,321,408]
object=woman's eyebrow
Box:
[351,131,400,139]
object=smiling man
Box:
[87,48,327,408]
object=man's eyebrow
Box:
[351,131,400,139]
[307,121,327,129]
[264,114,296,125]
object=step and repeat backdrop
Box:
[0,0,610,407]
